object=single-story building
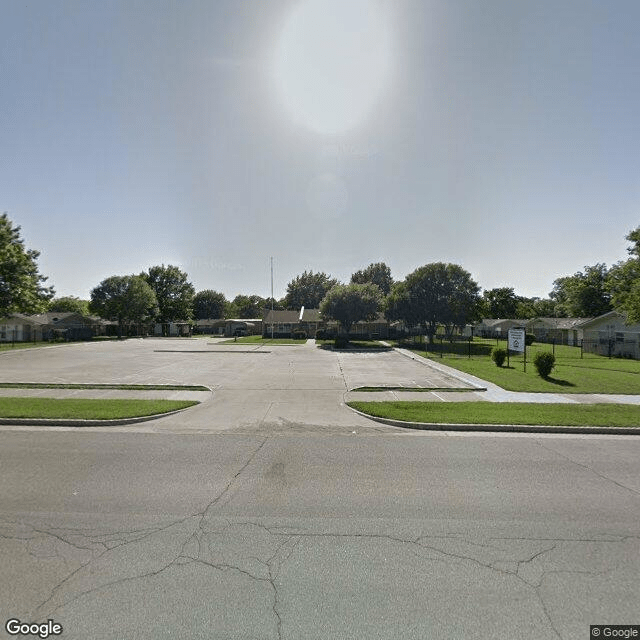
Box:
[474,319,524,338]
[263,309,317,338]
[525,317,591,345]
[3,312,115,341]
[577,311,640,358]
[0,313,46,342]
[194,318,262,337]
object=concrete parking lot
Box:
[0,339,478,431]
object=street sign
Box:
[508,328,525,352]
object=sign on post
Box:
[508,328,525,352]
[508,327,527,372]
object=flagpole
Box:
[270,257,274,340]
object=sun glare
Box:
[273,0,392,136]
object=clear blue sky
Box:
[2,0,639,301]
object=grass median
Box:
[219,336,305,345]
[0,398,199,420]
[348,401,640,428]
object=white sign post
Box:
[508,328,526,372]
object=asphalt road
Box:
[0,340,639,639]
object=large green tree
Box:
[89,275,158,337]
[481,287,521,318]
[387,263,481,340]
[193,290,227,319]
[0,213,54,316]
[48,296,90,315]
[227,294,265,318]
[319,283,382,335]
[350,262,393,295]
[550,264,612,317]
[284,270,340,309]
[143,265,195,322]
[515,297,558,319]
[607,227,640,322]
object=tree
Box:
[515,297,558,319]
[284,271,340,309]
[48,296,90,315]
[550,264,612,317]
[193,290,226,319]
[0,212,54,316]
[607,227,640,323]
[143,265,195,322]
[387,263,481,341]
[350,262,393,295]
[319,283,382,336]
[89,275,158,337]
[481,287,521,318]
[228,294,265,318]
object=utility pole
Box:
[271,257,274,340]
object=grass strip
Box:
[0,382,209,391]
[348,401,640,428]
[219,336,305,345]
[0,398,198,420]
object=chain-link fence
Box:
[396,336,640,361]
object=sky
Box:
[1,0,639,302]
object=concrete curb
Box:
[0,406,196,428]
[347,405,640,435]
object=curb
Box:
[0,406,195,428]
[347,406,640,435]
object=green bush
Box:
[534,351,555,378]
[491,347,507,367]
[525,333,535,346]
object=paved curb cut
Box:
[347,405,640,435]
[0,406,194,428]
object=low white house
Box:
[577,311,640,358]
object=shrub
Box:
[491,347,507,367]
[534,351,555,378]
[315,329,326,340]
[525,333,535,346]
[292,330,307,340]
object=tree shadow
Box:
[543,377,576,387]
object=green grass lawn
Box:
[219,335,306,345]
[348,401,640,427]
[0,398,199,420]
[0,382,209,390]
[402,339,640,394]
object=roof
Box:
[263,309,302,323]
[477,318,522,327]
[300,308,322,322]
[526,317,592,329]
